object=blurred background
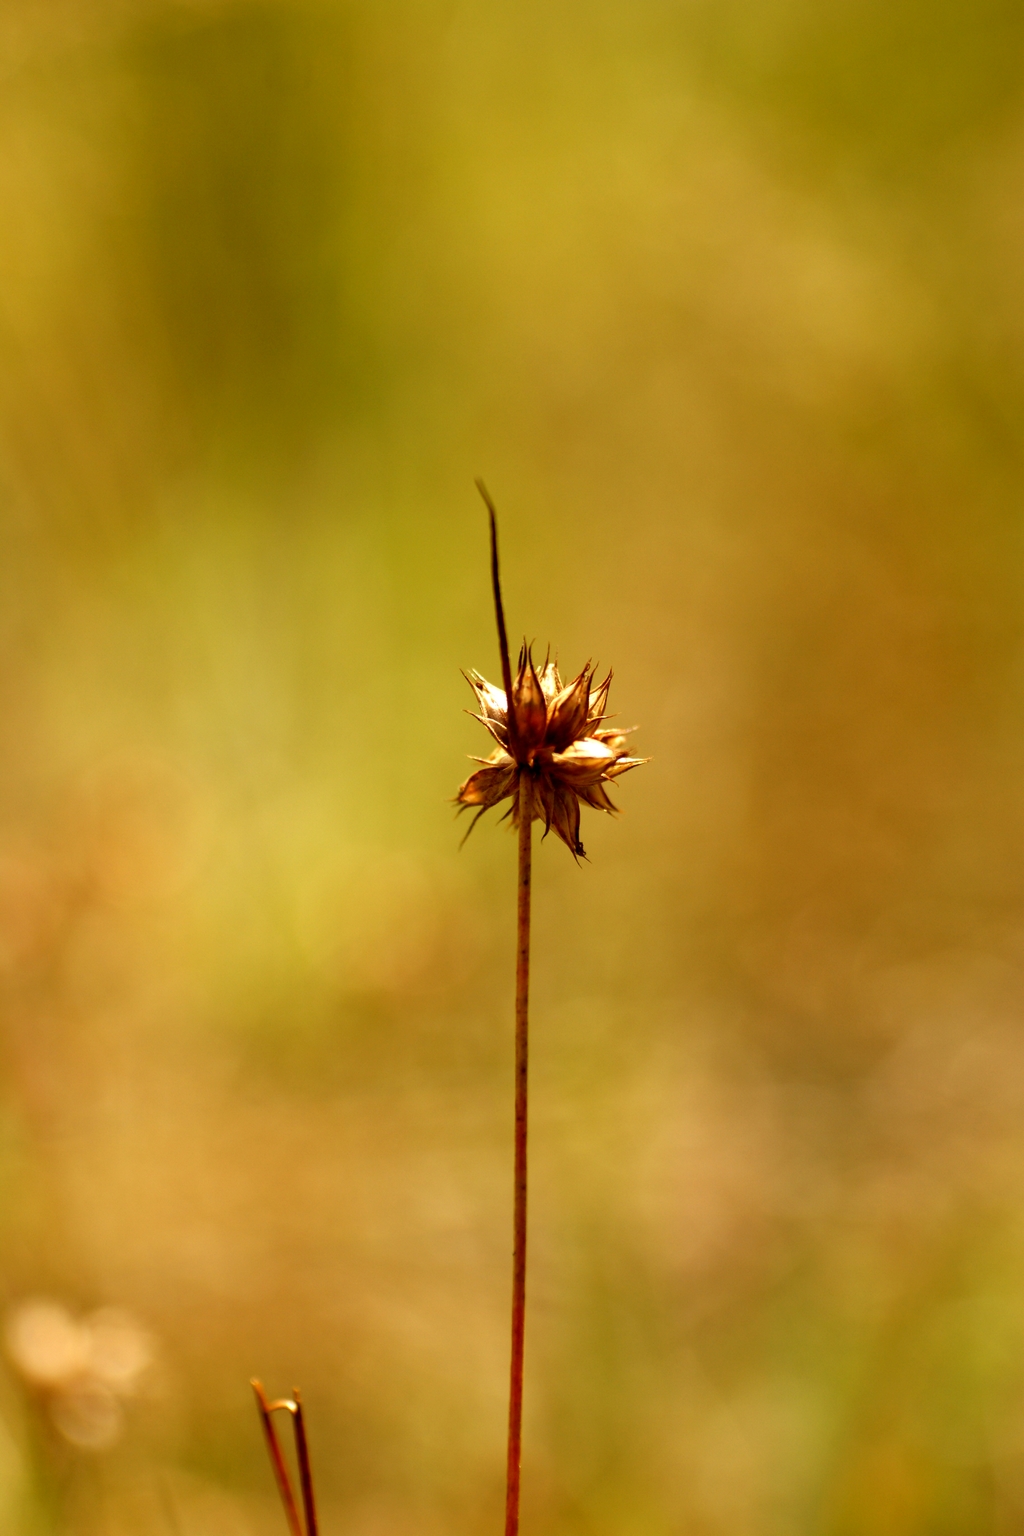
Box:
[2,1,1024,1532]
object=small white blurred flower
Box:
[4,1301,88,1387]
[84,1308,154,1394]
[50,1380,123,1451]
[3,1298,156,1451]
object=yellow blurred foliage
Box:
[2,2,1024,1533]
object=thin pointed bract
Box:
[251,1379,319,1536]
[476,479,520,761]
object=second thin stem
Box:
[505,773,532,1536]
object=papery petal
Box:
[533,776,557,837]
[546,667,591,750]
[603,756,647,778]
[549,782,584,857]
[592,728,633,753]
[578,782,617,813]
[549,737,617,789]
[586,669,612,728]
[456,757,517,808]
[465,670,509,729]
[538,651,562,702]
[468,711,509,748]
[513,645,547,751]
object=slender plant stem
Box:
[505,773,532,1536]
[251,1380,319,1536]
[292,1389,320,1536]
[251,1381,303,1536]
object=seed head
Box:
[456,485,646,858]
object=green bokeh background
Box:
[3,2,1024,1532]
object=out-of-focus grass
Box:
[2,2,1024,1533]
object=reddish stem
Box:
[252,1381,304,1536]
[292,1389,320,1536]
[505,774,532,1536]
[251,1379,319,1536]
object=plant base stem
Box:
[505,775,532,1536]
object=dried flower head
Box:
[456,486,646,857]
